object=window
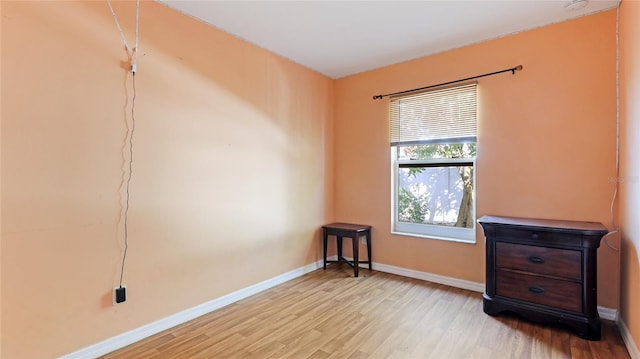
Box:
[390,83,477,243]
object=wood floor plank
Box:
[239,341,286,359]
[100,267,631,359]
[306,349,331,359]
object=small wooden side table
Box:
[322,223,372,277]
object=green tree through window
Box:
[397,143,475,229]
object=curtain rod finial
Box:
[511,65,523,75]
[373,95,383,100]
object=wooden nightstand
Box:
[478,215,608,340]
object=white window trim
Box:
[390,147,476,243]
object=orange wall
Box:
[1,1,334,357]
[0,1,627,357]
[335,10,619,307]
[619,0,640,352]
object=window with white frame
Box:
[390,83,477,243]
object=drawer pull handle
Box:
[528,286,545,294]
[531,233,539,239]
[527,256,545,264]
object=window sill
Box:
[391,230,476,244]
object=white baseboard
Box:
[59,260,323,359]
[371,261,485,292]
[619,317,640,359]
[598,305,618,321]
[327,255,485,292]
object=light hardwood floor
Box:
[101,266,630,359]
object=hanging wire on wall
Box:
[106,0,141,292]
[107,0,139,73]
[603,6,621,251]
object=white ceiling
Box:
[158,0,620,79]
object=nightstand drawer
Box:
[496,269,582,312]
[495,227,582,246]
[496,242,582,281]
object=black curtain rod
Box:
[372,65,523,100]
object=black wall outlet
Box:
[115,286,126,304]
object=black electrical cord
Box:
[119,71,136,289]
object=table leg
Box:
[323,229,328,270]
[367,230,372,270]
[353,233,359,277]
[337,236,343,262]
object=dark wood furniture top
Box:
[322,223,372,278]
[479,215,608,340]
[478,215,609,235]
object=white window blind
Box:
[390,83,477,146]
